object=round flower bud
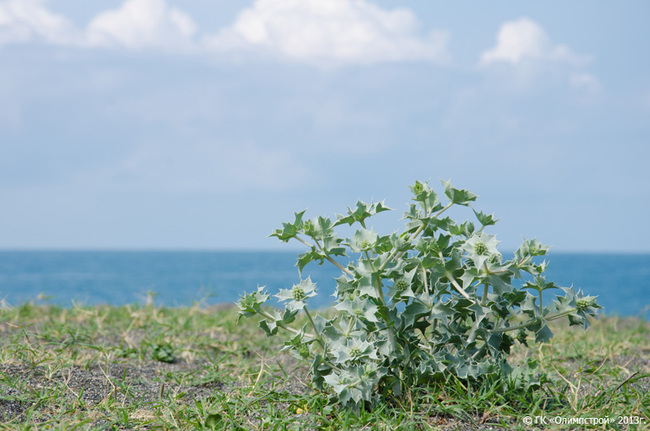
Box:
[394,279,410,291]
[474,242,488,255]
[292,286,306,301]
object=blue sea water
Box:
[0,251,648,319]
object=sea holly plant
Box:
[237,180,600,408]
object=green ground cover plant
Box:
[238,180,602,409]
[0,299,648,430]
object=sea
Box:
[0,251,648,319]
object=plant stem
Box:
[435,201,454,218]
[259,307,342,371]
[480,261,489,306]
[303,307,327,351]
[344,317,355,337]
[373,278,398,352]
[445,272,474,302]
[489,318,539,334]
[295,235,354,277]
[489,307,581,334]
[258,309,316,339]
[367,244,398,350]
[421,266,429,294]
[481,283,489,307]
[545,308,579,322]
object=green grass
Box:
[0,297,648,430]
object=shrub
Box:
[238,180,600,408]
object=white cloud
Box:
[0,0,78,45]
[479,17,600,97]
[1,0,449,65]
[480,18,589,66]
[86,0,197,50]
[0,0,196,50]
[203,0,449,65]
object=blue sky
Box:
[1,0,648,252]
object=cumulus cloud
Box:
[479,17,600,99]
[0,0,78,45]
[480,18,589,66]
[0,0,196,50]
[86,0,197,50]
[1,0,449,64]
[203,0,449,64]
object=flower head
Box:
[461,232,500,269]
[275,277,317,311]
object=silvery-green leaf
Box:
[402,302,430,328]
[473,209,499,227]
[348,228,379,253]
[305,216,335,240]
[334,275,355,297]
[514,238,551,261]
[312,314,331,334]
[275,288,295,303]
[323,236,346,256]
[534,322,553,343]
[334,200,392,227]
[379,251,406,275]
[430,301,454,320]
[487,274,512,295]
[335,296,380,323]
[521,293,539,317]
[460,268,480,290]
[323,371,348,394]
[356,275,378,298]
[259,318,278,336]
[503,290,527,306]
[270,210,306,242]
[237,286,269,318]
[409,180,435,204]
[441,179,477,206]
[282,308,297,325]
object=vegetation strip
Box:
[0,299,648,429]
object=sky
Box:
[1,0,649,253]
